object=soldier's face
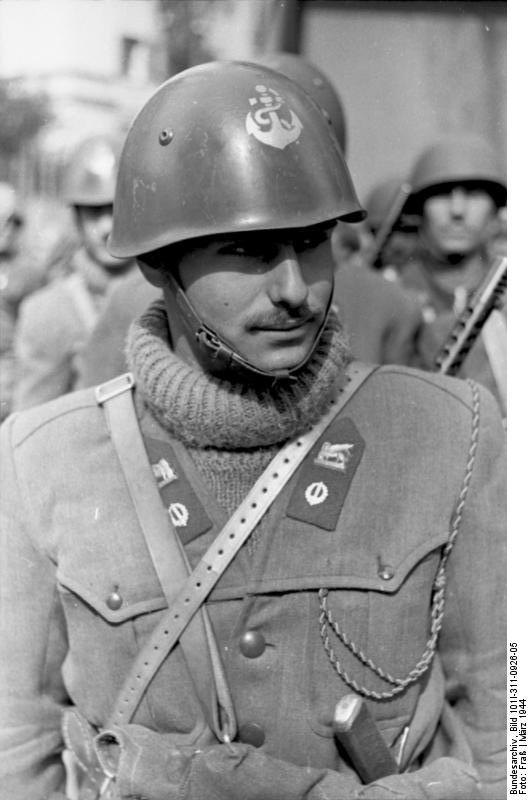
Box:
[175,222,336,373]
[77,205,127,271]
[421,186,496,258]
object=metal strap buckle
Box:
[95,372,135,405]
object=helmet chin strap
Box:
[169,275,333,383]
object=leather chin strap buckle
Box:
[196,325,294,382]
[196,327,232,365]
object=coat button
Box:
[238,722,265,748]
[378,565,394,581]
[239,630,266,658]
[106,588,123,610]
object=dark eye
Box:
[218,243,248,257]
[294,229,329,252]
[218,240,279,262]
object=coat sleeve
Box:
[0,416,68,798]
[333,268,424,367]
[430,382,507,798]
[12,290,76,411]
[378,279,425,368]
[92,723,481,799]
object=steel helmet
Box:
[109,60,364,259]
[365,177,410,231]
[252,52,347,152]
[405,134,507,213]
[62,134,122,207]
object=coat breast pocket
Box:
[57,562,209,741]
[305,538,447,749]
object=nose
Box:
[268,244,309,308]
[448,187,468,218]
[99,210,114,234]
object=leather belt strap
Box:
[96,374,236,741]
[103,361,377,728]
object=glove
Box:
[354,758,482,799]
[94,724,482,800]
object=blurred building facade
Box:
[0,0,163,198]
[298,0,506,203]
[0,0,506,209]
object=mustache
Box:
[439,222,477,233]
[248,303,319,329]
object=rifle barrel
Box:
[435,256,507,375]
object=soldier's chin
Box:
[100,254,131,271]
[254,338,316,375]
[440,243,474,263]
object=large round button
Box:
[239,630,266,658]
[238,722,265,748]
[106,588,123,610]
[378,565,394,581]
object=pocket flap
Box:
[57,556,167,624]
[234,516,450,599]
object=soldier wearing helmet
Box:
[399,134,507,412]
[76,54,424,387]
[0,63,505,799]
[0,183,50,421]
[400,134,506,317]
[11,133,135,410]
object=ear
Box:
[137,258,169,288]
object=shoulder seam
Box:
[12,399,100,448]
[373,366,474,412]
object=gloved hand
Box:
[94,724,482,800]
[354,758,482,799]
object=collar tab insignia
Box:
[314,442,355,472]
[305,481,329,507]
[152,458,178,488]
[143,436,212,545]
[287,416,365,531]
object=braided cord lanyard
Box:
[319,380,481,701]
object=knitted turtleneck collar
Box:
[126,300,354,450]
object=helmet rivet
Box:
[159,128,174,146]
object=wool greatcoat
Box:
[0,365,506,799]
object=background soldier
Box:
[0,62,505,800]
[11,133,135,409]
[0,182,48,421]
[399,133,506,319]
[398,134,507,413]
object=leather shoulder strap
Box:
[96,373,236,742]
[101,361,377,729]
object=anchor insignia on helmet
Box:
[246,85,303,150]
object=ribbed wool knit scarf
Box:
[126,300,354,517]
